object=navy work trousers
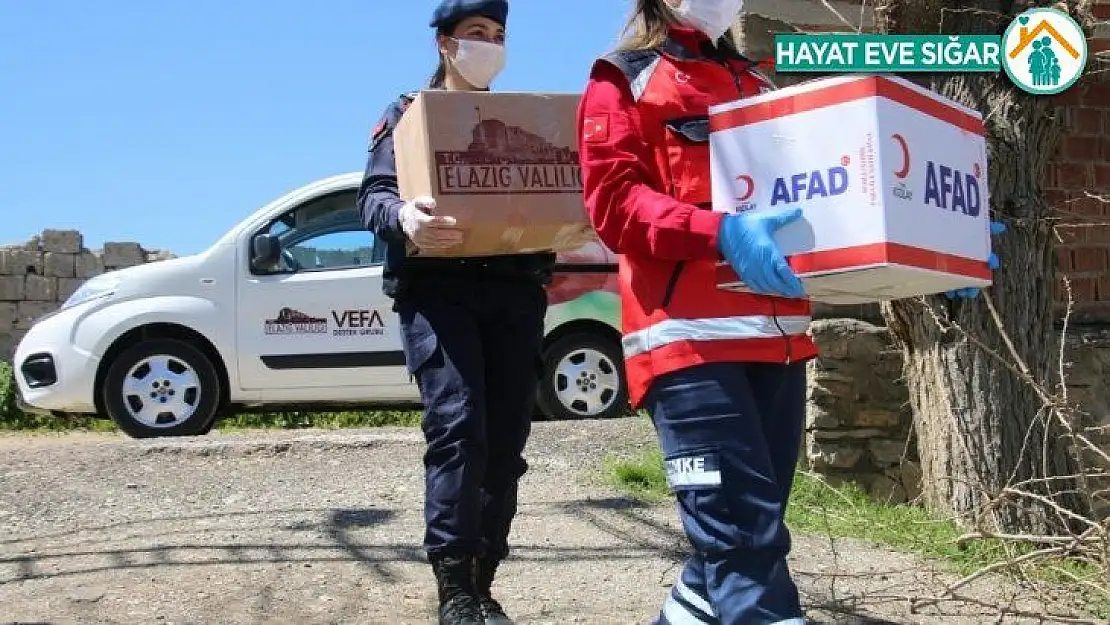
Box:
[395,276,547,561]
[644,361,808,625]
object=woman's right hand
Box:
[717,207,806,299]
[399,196,464,251]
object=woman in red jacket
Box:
[578,2,1005,623]
[576,1,816,623]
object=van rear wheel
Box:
[537,331,628,421]
[101,339,221,438]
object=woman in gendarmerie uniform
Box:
[356,2,553,624]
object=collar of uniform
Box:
[666,25,710,52]
[661,25,749,64]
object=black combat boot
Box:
[474,557,514,625]
[431,554,484,625]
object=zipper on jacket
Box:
[712,54,750,98]
[770,299,793,365]
[660,261,685,308]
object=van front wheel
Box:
[537,332,628,421]
[101,339,221,438]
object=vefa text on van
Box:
[331,309,386,338]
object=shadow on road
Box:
[0,501,680,586]
[0,498,1094,624]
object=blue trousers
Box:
[395,277,547,561]
[644,361,808,625]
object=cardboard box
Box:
[708,74,993,305]
[393,89,598,257]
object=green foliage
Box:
[0,361,16,420]
[0,361,115,432]
[606,447,669,502]
[217,410,421,430]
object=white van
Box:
[12,173,628,438]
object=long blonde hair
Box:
[616,0,742,54]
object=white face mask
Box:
[673,0,745,42]
[448,38,506,89]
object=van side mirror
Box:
[251,234,282,272]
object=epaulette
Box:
[598,49,662,102]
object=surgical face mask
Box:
[448,38,506,89]
[673,0,745,42]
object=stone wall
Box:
[0,230,174,358]
[806,319,920,503]
[807,318,1110,515]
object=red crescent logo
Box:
[891,133,910,179]
[735,174,754,201]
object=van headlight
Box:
[61,276,121,311]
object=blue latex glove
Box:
[946,220,1007,299]
[718,207,806,299]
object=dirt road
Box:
[0,419,1094,624]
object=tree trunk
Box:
[874,0,1094,535]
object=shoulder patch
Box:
[582,114,609,144]
[367,92,417,152]
[371,119,387,142]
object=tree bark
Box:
[874,0,1094,535]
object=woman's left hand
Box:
[946,220,1007,300]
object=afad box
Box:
[394,89,598,258]
[708,74,993,305]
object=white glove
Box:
[398,196,463,251]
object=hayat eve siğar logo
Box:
[1001,7,1087,95]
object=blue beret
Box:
[430,0,508,29]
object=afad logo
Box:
[889,133,983,216]
[924,159,983,217]
[769,157,851,206]
[734,158,850,211]
[1001,7,1087,95]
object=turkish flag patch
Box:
[371,119,386,141]
[583,114,609,143]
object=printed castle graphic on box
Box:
[434,108,583,195]
[264,307,328,335]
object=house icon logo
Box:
[1001,7,1087,95]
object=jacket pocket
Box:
[663,115,711,205]
[396,304,439,376]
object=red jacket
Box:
[576,26,818,408]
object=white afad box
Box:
[709,73,993,305]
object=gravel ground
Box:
[0,418,1097,625]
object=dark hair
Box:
[428,24,454,88]
[617,0,741,54]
